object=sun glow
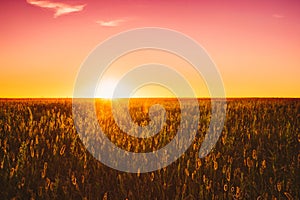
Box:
[96,77,178,99]
[96,78,118,99]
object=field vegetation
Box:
[0,98,299,199]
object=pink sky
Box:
[1,0,300,97]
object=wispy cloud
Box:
[272,14,284,19]
[26,0,86,18]
[96,19,126,27]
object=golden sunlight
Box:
[131,84,176,98]
[96,78,118,99]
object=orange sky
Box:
[1,0,300,98]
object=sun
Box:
[96,78,118,99]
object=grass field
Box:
[0,98,299,199]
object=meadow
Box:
[0,98,299,199]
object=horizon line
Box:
[0,97,299,99]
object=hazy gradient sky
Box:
[1,0,300,98]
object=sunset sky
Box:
[1,0,300,98]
